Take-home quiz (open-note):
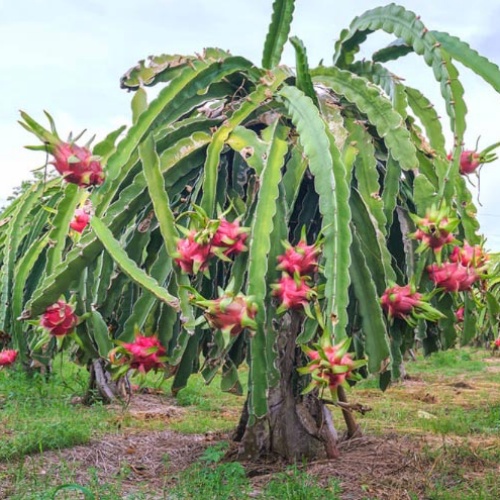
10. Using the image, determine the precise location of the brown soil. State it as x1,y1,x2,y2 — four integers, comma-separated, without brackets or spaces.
2,426,487,500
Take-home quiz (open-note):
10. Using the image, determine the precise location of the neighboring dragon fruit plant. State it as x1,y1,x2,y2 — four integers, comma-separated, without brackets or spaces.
3,0,500,463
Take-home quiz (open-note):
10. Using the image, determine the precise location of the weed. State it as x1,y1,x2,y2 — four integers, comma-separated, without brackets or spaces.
262,464,342,499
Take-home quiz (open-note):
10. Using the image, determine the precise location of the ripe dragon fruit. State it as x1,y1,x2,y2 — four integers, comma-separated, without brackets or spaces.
211,218,248,258
52,142,104,187
271,275,315,311
70,207,91,233
380,284,443,325
0,349,18,367
197,293,257,336
447,143,500,176
298,339,364,392
120,334,166,373
494,338,500,348
411,205,457,253
449,242,488,270
40,299,78,336
174,231,212,274
427,262,479,292
380,285,422,320
277,239,320,276
457,150,482,175
18,111,105,188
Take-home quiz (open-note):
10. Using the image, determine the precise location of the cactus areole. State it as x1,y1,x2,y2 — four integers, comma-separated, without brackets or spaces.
7,0,500,463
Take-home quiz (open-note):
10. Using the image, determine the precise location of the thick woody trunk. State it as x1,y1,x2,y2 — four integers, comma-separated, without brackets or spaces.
234,312,341,462
83,358,131,405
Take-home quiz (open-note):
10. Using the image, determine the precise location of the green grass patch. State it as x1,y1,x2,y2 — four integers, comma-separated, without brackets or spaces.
0,357,113,461
263,465,342,499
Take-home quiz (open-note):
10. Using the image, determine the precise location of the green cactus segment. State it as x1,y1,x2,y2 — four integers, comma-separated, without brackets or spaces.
454,178,480,244
262,0,296,68
11,233,50,358
431,30,500,93
131,88,148,123
461,295,477,346
93,125,127,160
405,86,446,157
246,122,288,419
227,127,268,175
45,183,81,276
119,247,173,342
140,135,179,256
96,55,254,213
120,53,195,90
372,39,413,63
382,155,401,230
333,4,466,138
346,119,387,235
281,145,308,212
90,216,179,309
349,228,390,374
200,70,288,217
350,189,395,293
347,61,397,97
413,175,439,217
280,85,351,339
90,309,114,357
0,183,45,332
289,36,319,107
312,67,418,171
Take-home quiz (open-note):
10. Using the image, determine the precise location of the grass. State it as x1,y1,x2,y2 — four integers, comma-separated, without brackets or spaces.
0,356,113,461
1,348,499,498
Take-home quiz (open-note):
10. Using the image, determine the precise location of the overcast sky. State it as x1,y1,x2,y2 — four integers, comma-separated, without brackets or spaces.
1,0,499,247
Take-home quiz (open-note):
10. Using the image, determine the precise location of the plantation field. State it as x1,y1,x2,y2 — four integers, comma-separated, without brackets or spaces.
0,348,499,499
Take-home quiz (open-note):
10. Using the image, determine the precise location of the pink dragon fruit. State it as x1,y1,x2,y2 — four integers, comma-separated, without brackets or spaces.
380,284,444,325
40,300,78,336
450,242,488,270
448,143,500,176
70,208,91,233
174,231,212,274
52,142,104,187
277,240,320,276
0,349,18,367
201,294,257,336
298,339,364,392
455,307,465,323
427,262,480,292
458,150,482,175
380,285,422,320
120,334,166,373
211,218,248,258
495,338,500,348
271,275,315,310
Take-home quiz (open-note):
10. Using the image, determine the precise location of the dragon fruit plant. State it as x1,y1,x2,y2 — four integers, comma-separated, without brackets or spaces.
1,0,499,461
